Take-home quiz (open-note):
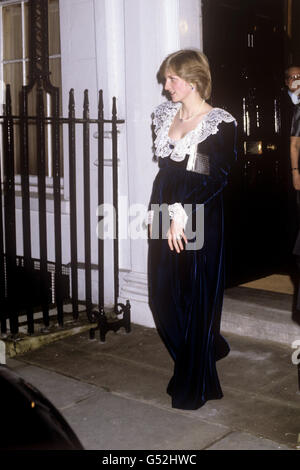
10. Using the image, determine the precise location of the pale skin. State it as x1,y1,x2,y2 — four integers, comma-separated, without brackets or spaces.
149,69,213,253
291,137,300,190
285,66,300,95
286,66,300,190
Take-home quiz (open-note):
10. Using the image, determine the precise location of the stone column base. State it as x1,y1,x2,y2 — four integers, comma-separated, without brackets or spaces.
119,271,155,328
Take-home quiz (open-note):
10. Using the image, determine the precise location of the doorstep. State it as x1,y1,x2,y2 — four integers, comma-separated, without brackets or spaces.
222,286,300,346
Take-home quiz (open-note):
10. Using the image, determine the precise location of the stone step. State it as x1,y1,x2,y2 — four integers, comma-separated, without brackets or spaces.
221,287,300,346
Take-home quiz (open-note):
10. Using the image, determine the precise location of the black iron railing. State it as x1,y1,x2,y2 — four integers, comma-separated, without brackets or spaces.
0,0,130,342
0,85,131,341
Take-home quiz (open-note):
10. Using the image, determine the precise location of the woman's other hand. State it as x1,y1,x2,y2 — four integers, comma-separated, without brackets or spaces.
293,171,300,191
167,220,188,253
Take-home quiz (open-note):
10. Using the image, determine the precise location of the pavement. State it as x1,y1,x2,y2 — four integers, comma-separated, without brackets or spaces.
3,287,300,451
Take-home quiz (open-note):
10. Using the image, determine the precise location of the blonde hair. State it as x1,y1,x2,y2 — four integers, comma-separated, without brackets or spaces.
158,49,212,100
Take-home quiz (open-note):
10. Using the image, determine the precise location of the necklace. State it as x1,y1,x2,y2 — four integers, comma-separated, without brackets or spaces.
179,99,206,122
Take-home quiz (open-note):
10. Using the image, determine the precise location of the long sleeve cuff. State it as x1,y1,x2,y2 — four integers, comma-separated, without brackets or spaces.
147,210,154,225
147,203,188,229
168,202,188,229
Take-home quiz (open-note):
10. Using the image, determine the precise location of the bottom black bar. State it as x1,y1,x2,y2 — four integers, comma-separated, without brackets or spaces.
0,450,291,462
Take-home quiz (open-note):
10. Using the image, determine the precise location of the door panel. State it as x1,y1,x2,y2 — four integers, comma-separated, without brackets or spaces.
203,0,291,286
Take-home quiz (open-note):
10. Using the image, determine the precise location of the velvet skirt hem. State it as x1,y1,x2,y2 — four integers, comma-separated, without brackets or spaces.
167,390,224,411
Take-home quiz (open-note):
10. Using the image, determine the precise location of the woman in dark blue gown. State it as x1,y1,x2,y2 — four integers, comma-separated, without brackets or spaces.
147,49,237,410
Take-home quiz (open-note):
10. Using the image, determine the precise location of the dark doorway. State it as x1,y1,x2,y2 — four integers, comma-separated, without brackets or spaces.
202,0,294,286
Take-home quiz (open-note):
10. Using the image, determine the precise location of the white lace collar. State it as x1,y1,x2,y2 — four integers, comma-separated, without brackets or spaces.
152,101,236,161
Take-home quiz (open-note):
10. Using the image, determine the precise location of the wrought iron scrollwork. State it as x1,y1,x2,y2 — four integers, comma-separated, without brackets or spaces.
89,301,131,343
28,0,51,87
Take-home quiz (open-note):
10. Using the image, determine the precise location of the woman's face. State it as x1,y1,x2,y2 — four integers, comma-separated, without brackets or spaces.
163,69,192,102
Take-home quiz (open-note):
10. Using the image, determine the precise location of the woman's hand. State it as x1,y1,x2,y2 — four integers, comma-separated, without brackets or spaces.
293,170,300,191
167,219,188,253
291,137,300,190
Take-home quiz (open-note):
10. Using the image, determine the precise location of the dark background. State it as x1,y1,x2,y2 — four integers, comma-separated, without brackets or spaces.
202,0,299,286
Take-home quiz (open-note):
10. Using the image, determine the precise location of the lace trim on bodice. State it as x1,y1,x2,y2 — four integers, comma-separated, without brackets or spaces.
152,101,236,162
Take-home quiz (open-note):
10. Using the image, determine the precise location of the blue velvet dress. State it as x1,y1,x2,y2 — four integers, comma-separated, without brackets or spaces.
148,102,237,410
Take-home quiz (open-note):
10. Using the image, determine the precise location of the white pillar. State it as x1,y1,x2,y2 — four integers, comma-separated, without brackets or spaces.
119,0,203,327
59,0,203,317
93,0,131,305
179,0,203,50
60,0,130,306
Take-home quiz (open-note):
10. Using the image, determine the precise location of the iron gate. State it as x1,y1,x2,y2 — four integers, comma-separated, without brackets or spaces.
0,83,131,341
0,0,130,342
